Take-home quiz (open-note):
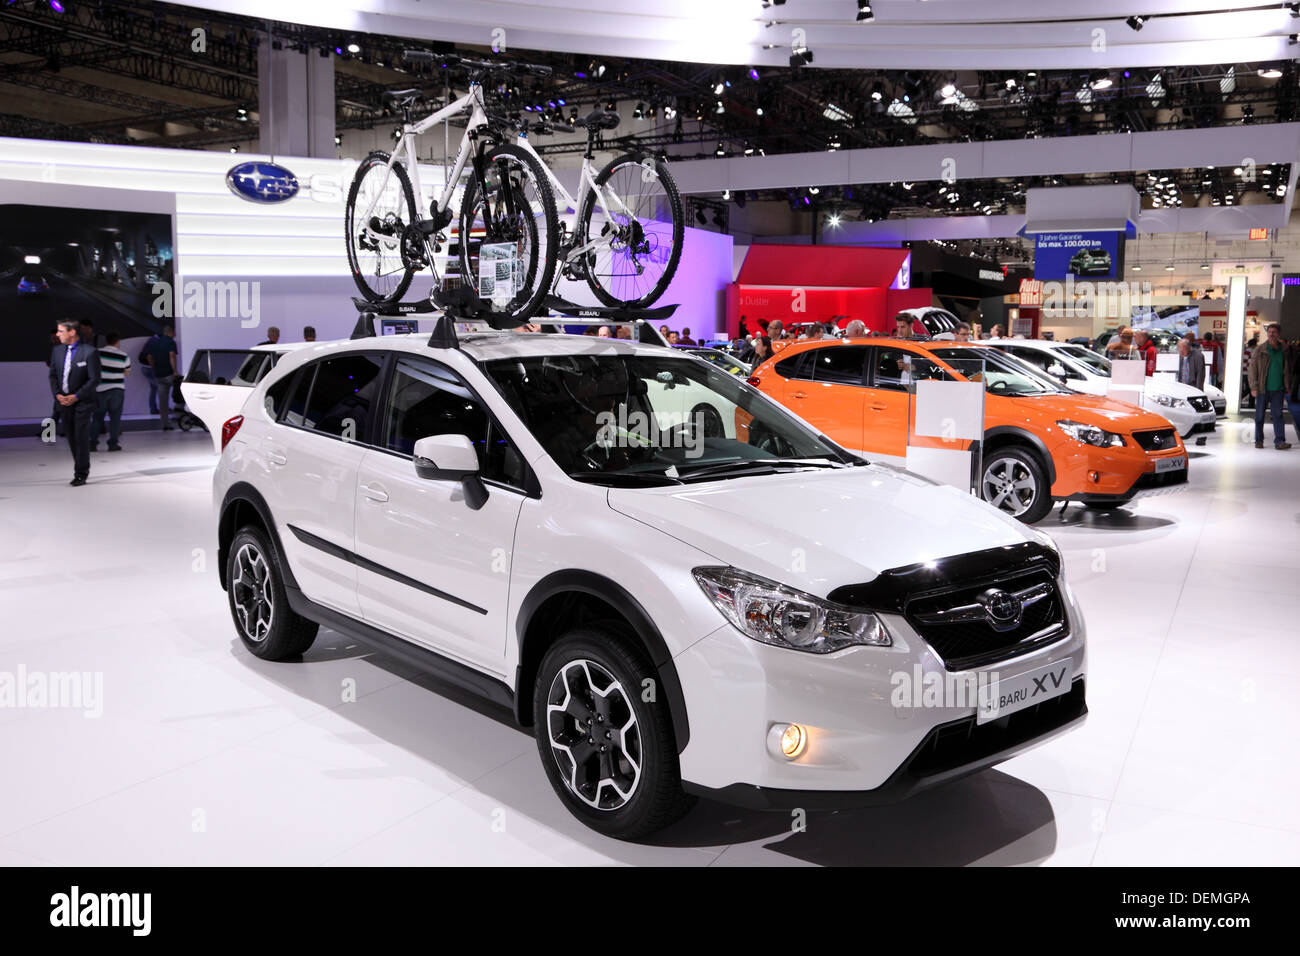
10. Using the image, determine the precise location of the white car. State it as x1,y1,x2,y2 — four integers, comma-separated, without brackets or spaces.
196,322,1087,839
988,339,1217,439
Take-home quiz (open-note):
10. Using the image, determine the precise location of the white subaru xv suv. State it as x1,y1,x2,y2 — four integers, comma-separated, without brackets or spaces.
207,325,1088,839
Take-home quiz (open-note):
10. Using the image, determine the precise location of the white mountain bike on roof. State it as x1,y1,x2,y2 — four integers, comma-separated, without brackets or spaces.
345,50,684,324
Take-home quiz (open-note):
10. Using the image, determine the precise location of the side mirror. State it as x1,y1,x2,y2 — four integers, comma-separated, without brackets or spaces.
412,434,488,510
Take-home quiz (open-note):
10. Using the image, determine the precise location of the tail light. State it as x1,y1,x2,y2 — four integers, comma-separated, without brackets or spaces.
746,375,761,387
221,415,244,451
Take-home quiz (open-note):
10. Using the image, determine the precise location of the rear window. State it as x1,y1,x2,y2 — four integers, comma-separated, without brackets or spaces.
186,349,277,387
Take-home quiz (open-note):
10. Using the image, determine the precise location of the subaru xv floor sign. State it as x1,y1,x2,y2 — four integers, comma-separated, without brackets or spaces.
226,161,299,203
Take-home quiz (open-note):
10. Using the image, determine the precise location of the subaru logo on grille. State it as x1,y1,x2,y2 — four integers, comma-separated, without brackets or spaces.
979,588,1023,631
226,161,300,204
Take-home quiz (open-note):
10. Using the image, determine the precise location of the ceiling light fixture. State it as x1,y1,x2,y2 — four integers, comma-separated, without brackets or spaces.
1126,15,1148,31
856,1,874,21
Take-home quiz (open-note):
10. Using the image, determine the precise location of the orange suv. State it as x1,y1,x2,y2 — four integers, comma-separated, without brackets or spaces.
749,337,1188,522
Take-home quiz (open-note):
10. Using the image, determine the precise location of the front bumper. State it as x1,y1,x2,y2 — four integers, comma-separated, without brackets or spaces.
672,585,1087,800
686,678,1086,809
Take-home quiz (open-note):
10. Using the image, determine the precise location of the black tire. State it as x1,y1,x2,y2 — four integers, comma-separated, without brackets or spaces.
346,151,418,304
533,625,694,840
458,143,558,325
980,445,1053,524
578,153,684,309
225,526,318,660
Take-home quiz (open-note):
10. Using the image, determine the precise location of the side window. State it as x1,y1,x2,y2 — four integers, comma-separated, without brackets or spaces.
808,345,868,385
1008,347,1052,372
774,353,810,380
283,365,315,427
872,348,949,390
382,358,527,489
302,353,385,442
263,371,296,419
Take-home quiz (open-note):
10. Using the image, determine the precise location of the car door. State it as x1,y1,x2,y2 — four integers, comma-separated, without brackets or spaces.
262,353,385,618
862,346,916,459
353,355,529,675
182,348,281,452
784,344,869,451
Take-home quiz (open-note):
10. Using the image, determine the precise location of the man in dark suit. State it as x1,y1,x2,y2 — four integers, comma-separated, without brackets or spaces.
49,320,101,486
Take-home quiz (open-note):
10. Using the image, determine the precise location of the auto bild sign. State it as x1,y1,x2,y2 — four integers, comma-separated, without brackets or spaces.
226,161,300,203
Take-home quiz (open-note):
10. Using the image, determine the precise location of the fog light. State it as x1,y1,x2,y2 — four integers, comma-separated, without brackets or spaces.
770,722,807,759
1088,470,1100,483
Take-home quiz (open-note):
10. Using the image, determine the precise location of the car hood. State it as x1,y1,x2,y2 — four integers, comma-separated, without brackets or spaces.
1004,392,1174,433
1146,378,1203,399
606,464,1036,600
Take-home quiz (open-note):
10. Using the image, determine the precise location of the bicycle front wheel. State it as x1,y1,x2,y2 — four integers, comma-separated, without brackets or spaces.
578,153,684,309
345,151,418,303
458,144,558,325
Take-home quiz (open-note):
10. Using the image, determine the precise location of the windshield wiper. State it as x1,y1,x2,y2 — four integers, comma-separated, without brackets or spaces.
676,457,843,481
567,471,683,487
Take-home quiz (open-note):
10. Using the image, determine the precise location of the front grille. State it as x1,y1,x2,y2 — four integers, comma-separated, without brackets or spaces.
1188,396,1212,413
1132,427,1177,452
906,679,1087,778
1213,400,1226,415
903,566,1068,671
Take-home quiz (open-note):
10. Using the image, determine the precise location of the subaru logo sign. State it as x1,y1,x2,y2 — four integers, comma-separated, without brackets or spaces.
226,161,299,204
979,588,1024,632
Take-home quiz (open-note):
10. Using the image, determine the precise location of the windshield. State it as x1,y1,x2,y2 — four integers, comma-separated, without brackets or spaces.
1058,345,1112,375
930,347,1070,397
483,353,855,485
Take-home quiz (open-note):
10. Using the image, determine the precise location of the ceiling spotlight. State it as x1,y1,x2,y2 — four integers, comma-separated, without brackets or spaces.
714,80,725,95
606,99,617,111
856,1,874,21
1132,264,1142,272
755,106,765,116
790,46,814,68
1278,184,1288,196
940,82,957,98
634,102,646,120
808,185,821,195
748,68,760,81
1201,263,1210,270
1126,15,1148,31
229,146,238,153
827,212,842,227
722,189,731,201
1005,78,1017,89
1260,65,1284,78
1234,166,1243,175
1290,2,1300,16
1165,264,1176,271
1090,74,1113,90
334,134,342,146
664,103,677,119
346,42,361,54
743,142,755,155
715,100,726,114
715,142,726,156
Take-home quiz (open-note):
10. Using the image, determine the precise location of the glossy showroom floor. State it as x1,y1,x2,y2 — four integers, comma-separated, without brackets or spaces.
1,423,1298,866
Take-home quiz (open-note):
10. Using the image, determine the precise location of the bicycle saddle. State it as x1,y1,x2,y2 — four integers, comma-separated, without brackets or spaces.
576,109,620,131
383,88,422,104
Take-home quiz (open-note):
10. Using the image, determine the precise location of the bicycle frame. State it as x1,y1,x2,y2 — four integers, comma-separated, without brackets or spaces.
357,83,491,252
512,134,641,265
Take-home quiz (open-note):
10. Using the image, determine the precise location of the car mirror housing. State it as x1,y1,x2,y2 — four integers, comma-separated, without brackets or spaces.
412,434,488,509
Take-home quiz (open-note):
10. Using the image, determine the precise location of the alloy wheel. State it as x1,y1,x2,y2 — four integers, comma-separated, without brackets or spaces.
982,457,1038,517
545,659,642,811
231,542,274,643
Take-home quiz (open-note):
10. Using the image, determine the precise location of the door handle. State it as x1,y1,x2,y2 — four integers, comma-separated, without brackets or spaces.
266,450,288,466
195,390,214,400
869,402,888,411
360,482,389,503
792,391,808,399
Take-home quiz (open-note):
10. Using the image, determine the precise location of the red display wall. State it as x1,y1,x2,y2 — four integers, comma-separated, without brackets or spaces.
726,244,932,339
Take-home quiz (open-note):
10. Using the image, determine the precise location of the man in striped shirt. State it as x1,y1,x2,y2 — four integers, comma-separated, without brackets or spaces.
91,331,131,452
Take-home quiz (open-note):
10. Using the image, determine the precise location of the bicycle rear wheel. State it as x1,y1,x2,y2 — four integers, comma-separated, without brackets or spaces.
345,151,419,303
458,144,558,326
578,153,684,309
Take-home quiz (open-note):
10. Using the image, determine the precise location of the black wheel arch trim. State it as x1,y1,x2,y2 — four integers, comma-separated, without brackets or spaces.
219,482,299,592
982,426,1057,487
515,569,690,753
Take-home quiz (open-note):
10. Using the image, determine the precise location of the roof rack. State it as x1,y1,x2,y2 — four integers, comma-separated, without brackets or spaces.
350,289,676,350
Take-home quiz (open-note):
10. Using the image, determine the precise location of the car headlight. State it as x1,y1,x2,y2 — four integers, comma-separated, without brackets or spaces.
1055,419,1125,447
1149,393,1185,408
693,566,891,654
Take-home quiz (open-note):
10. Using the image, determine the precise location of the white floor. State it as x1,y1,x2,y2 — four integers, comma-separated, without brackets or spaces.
1,421,1298,866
